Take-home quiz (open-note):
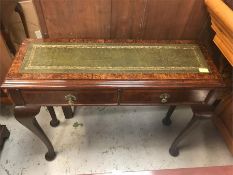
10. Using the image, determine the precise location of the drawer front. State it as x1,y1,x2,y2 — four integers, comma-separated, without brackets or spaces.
120,89,210,105
21,89,118,105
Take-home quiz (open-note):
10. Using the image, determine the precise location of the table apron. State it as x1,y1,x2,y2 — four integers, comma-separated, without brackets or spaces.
9,88,211,106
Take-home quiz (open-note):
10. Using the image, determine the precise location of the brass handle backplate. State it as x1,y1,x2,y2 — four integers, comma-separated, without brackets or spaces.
160,93,170,103
65,94,77,105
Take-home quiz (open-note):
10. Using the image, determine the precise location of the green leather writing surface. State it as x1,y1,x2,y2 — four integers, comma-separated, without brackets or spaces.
20,43,210,73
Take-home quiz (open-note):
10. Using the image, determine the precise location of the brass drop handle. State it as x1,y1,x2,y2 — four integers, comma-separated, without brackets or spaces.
160,93,170,103
65,94,77,105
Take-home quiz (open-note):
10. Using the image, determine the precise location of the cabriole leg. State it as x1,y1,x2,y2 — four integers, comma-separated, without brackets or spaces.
169,114,199,157
14,106,56,161
47,106,60,127
162,105,176,126
0,125,10,150
62,106,73,119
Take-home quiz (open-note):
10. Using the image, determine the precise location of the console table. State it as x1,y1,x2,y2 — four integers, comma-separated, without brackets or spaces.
1,39,224,161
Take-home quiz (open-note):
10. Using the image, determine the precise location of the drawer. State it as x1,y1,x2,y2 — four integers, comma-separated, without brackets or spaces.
21,89,118,105
120,89,210,105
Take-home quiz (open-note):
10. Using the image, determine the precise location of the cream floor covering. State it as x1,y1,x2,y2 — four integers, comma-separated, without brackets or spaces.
0,105,232,175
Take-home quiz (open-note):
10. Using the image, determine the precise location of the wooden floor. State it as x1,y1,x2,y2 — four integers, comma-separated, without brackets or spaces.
88,166,233,175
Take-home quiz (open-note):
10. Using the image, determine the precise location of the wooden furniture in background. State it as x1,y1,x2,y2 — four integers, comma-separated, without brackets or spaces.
0,1,31,104
33,0,210,40
205,0,233,66
0,32,12,150
0,32,13,104
205,0,233,155
214,93,233,155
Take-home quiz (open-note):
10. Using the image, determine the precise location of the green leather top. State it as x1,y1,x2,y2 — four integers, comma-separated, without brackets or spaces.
20,43,210,74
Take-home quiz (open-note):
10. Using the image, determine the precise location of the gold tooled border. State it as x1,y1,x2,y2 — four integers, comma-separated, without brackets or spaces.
23,44,208,72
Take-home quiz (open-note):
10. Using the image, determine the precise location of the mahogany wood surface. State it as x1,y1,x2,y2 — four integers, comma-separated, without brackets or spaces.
0,125,10,150
34,0,111,39
214,92,233,155
87,165,233,175
110,0,147,39
120,89,210,105
0,32,13,104
206,0,233,155
162,105,176,126
21,89,118,105
46,106,60,127
61,106,74,119
14,105,56,161
17,89,210,106
0,33,12,84
33,0,210,40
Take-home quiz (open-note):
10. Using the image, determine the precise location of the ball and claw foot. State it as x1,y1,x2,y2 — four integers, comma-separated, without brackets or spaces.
50,119,60,127
162,118,172,126
169,147,179,157
45,152,56,161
